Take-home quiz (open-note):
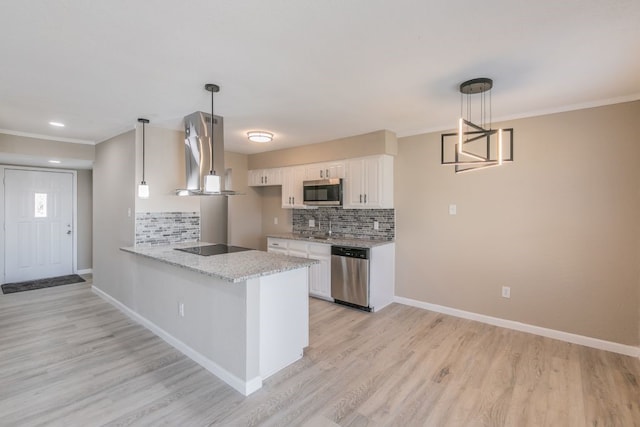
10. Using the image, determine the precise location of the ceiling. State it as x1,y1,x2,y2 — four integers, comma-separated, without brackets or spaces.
1,0,639,155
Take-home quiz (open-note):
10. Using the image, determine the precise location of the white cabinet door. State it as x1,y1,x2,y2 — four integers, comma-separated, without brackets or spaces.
305,161,345,180
282,166,308,209
345,158,366,207
308,253,332,300
248,168,282,186
344,155,393,209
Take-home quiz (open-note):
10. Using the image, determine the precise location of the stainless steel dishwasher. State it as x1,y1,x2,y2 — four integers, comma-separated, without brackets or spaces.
331,246,371,311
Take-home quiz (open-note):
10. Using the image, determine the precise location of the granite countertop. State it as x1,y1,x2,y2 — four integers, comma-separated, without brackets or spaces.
266,233,394,248
121,242,317,283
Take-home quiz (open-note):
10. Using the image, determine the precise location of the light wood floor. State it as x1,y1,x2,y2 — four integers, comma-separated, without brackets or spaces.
1,278,639,426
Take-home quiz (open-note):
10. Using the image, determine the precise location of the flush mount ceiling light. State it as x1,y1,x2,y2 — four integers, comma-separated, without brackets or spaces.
137,118,150,198
441,78,514,173
48,160,61,164
49,121,65,127
203,83,221,194
247,131,273,143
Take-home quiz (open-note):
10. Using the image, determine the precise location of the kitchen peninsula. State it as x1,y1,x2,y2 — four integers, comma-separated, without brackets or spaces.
95,242,317,396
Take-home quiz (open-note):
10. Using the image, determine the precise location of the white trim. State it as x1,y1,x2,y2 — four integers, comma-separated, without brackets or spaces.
394,296,640,359
92,285,261,396
76,268,93,275
0,128,95,145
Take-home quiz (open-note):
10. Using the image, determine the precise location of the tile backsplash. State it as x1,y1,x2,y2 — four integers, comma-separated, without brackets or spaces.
293,207,394,240
136,212,200,245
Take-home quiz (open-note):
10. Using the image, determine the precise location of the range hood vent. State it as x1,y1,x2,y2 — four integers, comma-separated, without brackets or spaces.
176,111,240,196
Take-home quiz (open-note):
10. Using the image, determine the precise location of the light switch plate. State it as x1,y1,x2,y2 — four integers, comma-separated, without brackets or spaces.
374,221,379,230
449,204,457,215
309,219,315,227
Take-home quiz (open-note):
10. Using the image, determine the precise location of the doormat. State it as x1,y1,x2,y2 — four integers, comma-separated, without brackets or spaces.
1,274,86,294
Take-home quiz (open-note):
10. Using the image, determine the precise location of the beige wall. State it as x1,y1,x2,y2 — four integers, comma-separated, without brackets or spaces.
0,133,94,161
248,130,397,170
93,130,135,305
395,101,640,346
76,169,93,270
226,152,263,249
134,125,200,213
257,186,293,250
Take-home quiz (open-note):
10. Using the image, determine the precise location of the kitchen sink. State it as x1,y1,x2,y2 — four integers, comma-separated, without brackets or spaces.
306,235,332,241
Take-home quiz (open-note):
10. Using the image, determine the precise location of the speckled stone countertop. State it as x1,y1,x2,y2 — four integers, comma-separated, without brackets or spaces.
267,233,394,248
121,242,317,283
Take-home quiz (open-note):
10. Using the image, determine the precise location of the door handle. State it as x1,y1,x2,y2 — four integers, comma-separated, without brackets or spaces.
67,230,72,235
359,194,362,203
364,194,367,203
320,170,323,178
326,169,329,177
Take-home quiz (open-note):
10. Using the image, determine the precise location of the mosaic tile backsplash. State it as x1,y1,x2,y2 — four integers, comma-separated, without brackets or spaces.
293,207,394,240
136,212,200,245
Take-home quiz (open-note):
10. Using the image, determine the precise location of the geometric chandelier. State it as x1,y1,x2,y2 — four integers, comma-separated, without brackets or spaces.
441,78,514,173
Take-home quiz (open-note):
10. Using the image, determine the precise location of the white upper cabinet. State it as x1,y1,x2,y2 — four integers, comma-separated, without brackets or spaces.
248,168,282,186
281,166,309,209
305,161,346,180
344,155,394,209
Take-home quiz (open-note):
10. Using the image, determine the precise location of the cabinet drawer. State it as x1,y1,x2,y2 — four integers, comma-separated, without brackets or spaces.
267,238,288,250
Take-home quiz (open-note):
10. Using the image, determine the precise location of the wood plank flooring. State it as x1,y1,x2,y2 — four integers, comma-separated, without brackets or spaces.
1,277,639,426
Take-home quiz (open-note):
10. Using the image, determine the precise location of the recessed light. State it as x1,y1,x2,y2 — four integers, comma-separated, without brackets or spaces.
48,160,61,164
247,131,273,143
49,121,65,127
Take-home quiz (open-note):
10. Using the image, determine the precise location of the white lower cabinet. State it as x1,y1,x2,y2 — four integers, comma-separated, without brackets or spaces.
267,238,332,301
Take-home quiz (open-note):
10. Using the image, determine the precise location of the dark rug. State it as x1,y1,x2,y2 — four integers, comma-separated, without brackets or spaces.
1,274,86,294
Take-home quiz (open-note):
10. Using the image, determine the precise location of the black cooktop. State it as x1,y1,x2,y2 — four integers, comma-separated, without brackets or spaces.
175,244,252,257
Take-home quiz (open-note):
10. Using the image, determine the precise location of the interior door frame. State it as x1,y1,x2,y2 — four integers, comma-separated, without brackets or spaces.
0,165,78,284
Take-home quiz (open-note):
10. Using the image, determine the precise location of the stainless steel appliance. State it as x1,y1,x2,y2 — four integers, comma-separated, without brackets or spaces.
331,246,371,311
303,178,343,206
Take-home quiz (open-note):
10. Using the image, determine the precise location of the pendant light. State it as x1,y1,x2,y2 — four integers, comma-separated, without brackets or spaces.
203,83,221,193
137,118,150,198
440,78,513,173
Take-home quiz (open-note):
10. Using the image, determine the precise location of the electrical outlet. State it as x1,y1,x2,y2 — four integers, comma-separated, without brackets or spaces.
373,221,379,230
449,204,457,215
127,208,131,217
309,219,315,227
274,217,278,225
501,286,511,299
179,302,185,317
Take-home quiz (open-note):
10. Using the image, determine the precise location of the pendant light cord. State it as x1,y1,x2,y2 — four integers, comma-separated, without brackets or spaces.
142,121,146,183
210,89,215,175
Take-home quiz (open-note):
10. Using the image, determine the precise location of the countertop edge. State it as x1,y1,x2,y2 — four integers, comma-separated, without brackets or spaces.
266,233,395,248
120,244,317,283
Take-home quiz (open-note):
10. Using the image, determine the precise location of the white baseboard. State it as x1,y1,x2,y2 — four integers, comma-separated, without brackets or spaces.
77,268,92,275
394,296,640,359
92,285,262,396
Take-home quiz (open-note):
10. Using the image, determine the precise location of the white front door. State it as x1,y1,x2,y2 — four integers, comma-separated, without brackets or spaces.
4,169,74,283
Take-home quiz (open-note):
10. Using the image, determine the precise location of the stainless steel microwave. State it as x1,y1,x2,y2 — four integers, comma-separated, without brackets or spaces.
303,178,343,206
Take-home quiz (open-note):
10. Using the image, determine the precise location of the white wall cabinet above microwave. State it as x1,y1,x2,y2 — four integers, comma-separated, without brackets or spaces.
248,168,282,186
305,161,346,180
344,155,394,209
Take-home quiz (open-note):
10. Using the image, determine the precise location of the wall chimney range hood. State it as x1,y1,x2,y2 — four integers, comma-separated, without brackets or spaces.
176,84,240,196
